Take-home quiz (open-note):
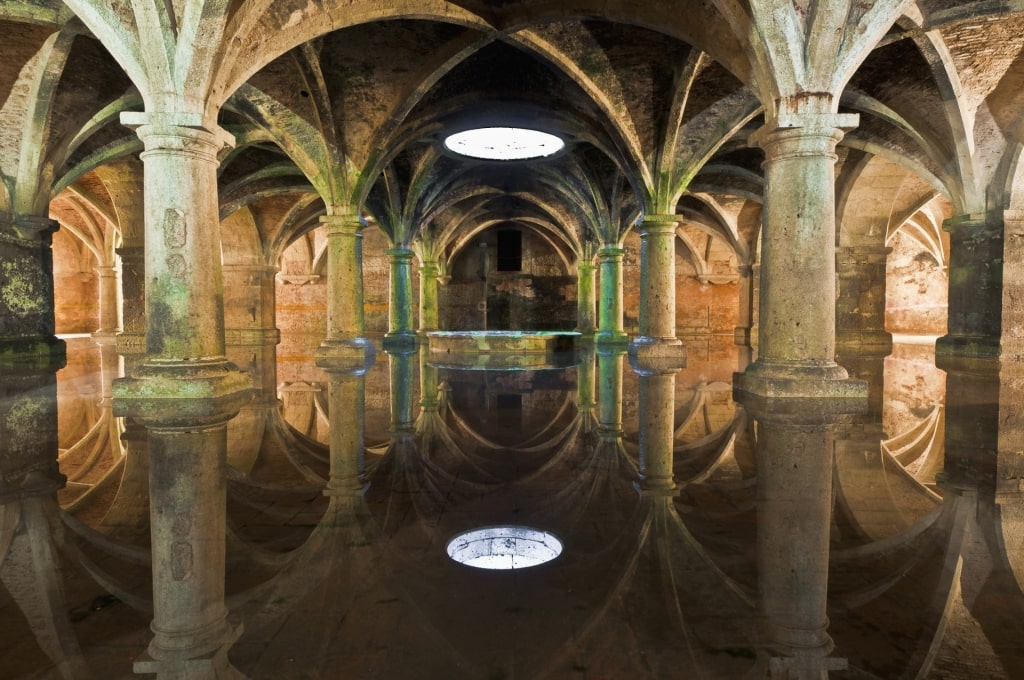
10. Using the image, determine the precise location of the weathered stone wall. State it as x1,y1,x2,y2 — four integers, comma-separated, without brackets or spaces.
885,231,948,335
442,229,575,330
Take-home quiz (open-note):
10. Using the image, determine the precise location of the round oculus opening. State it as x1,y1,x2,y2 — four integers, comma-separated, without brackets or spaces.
443,127,565,161
446,525,563,570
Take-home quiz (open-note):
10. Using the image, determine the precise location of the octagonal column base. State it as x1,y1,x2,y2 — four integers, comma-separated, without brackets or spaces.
628,336,686,366
113,360,252,427
733,359,867,401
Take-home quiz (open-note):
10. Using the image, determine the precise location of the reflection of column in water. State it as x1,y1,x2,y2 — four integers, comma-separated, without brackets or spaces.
388,348,417,435
747,402,849,678
325,368,369,497
635,363,677,494
597,348,624,438
138,418,242,677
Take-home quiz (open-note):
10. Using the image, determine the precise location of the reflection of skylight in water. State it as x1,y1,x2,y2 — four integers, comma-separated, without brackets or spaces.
446,526,563,570
444,127,564,160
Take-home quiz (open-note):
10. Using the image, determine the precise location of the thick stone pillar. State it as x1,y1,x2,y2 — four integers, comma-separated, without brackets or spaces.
223,264,280,398
743,400,848,679
418,261,440,335
629,215,686,364
595,246,628,345
937,214,1003,368
96,263,122,337
117,114,236,367
835,245,893,352
317,211,374,364
576,259,597,336
0,215,65,366
113,113,248,678
734,110,866,400
385,247,417,348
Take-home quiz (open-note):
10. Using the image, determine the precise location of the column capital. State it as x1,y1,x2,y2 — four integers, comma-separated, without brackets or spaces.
320,212,363,234
597,245,626,259
942,212,994,233
750,109,858,159
121,111,234,157
385,247,415,260
640,213,681,229
1,213,59,240
419,260,440,274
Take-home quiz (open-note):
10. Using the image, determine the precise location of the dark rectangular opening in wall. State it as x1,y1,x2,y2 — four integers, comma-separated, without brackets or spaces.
497,229,522,272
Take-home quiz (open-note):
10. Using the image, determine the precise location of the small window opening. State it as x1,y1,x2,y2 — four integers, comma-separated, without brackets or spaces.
497,229,522,272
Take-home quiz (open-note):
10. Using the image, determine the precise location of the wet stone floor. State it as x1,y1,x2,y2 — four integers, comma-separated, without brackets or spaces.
2,334,1024,678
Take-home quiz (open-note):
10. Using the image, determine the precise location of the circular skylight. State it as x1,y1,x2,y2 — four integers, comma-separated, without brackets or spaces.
446,525,563,570
444,127,565,160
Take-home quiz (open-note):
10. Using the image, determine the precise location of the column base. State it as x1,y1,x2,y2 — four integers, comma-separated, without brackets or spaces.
315,335,376,364
134,621,244,679
733,359,867,401
594,329,629,346
113,359,252,427
382,331,419,352
316,338,376,374
628,336,686,365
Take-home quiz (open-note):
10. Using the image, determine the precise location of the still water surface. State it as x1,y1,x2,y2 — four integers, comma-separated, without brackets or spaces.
4,335,1022,678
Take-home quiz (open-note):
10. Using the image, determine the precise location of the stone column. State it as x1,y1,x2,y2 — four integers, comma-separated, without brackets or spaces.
0,215,64,366
95,263,122,337
223,264,280,398
629,215,686,364
116,114,238,369
385,247,417,348
734,109,866,400
937,214,1003,369
835,245,893,352
418,260,440,335
576,258,597,337
113,113,249,678
317,211,374,364
595,246,628,345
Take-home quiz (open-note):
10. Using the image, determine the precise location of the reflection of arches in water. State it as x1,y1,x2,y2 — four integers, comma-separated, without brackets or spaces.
277,380,330,444
834,404,944,543
442,369,578,451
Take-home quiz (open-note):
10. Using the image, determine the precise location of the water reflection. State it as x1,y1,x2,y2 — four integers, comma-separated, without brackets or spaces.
9,336,1024,678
